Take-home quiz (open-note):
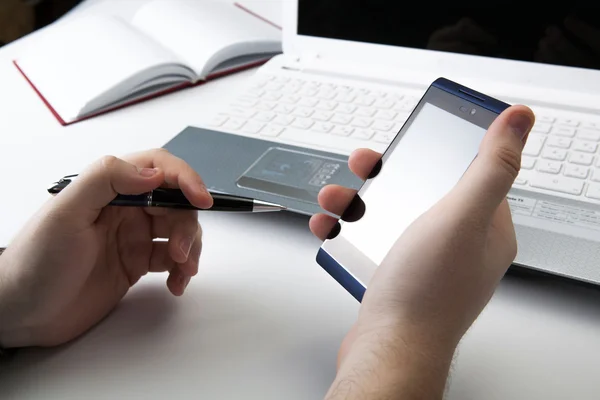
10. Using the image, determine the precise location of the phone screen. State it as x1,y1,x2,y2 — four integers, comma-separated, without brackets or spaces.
318,79,508,301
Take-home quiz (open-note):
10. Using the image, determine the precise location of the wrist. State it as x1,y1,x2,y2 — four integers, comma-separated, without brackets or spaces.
0,247,30,349
327,324,456,400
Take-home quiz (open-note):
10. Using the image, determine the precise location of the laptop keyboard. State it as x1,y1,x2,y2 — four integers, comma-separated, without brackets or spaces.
209,72,600,206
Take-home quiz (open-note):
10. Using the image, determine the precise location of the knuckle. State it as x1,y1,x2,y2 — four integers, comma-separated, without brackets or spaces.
492,146,521,179
100,155,119,170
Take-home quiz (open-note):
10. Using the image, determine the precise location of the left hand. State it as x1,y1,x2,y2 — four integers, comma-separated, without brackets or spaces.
0,149,213,348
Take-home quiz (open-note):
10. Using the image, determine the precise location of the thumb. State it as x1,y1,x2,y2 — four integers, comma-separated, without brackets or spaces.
449,104,535,220
54,155,165,219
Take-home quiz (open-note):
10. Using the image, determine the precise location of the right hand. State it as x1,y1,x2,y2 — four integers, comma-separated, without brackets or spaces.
310,105,534,383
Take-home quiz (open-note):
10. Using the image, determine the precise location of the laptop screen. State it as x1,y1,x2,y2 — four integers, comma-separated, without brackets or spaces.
297,2,600,72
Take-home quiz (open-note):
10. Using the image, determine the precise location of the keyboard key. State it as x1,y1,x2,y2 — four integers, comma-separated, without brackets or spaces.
586,183,600,200
351,117,373,128
564,165,589,179
313,111,333,121
356,107,377,117
372,120,395,131
537,115,555,123
332,126,355,136
530,174,584,195
292,107,313,118
569,152,594,166
261,126,284,137
556,118,580,127
373,132,395,144
582,121,600,130
572,140,598,153
592,169,600,182
281,95,300,104
241,121,265,134
546,136,571,149
374,99,395,109
316,101,337,111
273,115,295,126
375,110,397,120
229,107,257,119
355,96,376,107
577,129,600,142
532,122,552,134
542,147,567,161
274,104,295,115
263,92,282,101
521,156,536,170
537,160,562,174
223,118,246,131
522,134,546,156
291,118,314,130
313,122,334,133
551,127,576,137
331,114,352,125
255,101,276,111
352,129,375,140
337,104,357,114
298,98,319,107
255,111,276,122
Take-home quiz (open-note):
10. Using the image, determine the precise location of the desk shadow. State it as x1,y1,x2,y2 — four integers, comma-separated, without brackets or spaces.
0,283,177,395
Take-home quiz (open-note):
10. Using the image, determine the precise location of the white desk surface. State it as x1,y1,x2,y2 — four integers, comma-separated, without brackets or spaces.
1,7,600,400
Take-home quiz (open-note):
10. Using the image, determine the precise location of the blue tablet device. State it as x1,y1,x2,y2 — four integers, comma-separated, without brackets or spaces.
316,77,510,302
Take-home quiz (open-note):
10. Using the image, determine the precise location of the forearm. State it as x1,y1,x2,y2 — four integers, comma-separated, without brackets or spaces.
325,330,455,400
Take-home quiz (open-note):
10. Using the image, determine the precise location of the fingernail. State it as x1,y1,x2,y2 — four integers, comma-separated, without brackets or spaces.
508,113,533,140
367,159,383,179
181,275,191,290
327,221,341,240
179,236,193,258
138,167,158,177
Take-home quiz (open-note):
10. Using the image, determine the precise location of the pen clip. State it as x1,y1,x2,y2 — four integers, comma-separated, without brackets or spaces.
47,174,79,194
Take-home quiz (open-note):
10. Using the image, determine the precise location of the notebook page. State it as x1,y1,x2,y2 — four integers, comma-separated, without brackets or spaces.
130,0,281,79
15,13,191,122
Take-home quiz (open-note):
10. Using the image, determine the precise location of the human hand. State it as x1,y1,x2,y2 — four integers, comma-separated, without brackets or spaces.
311,105,534,398
535,15,600,69
0,149,212,348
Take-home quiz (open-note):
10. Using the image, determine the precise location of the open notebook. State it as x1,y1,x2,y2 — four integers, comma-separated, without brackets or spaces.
13,0,282,125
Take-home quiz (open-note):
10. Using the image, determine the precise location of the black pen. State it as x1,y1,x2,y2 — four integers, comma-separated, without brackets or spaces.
47,175,286,213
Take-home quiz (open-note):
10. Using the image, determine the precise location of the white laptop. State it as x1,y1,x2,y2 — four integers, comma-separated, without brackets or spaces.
202,3,600,285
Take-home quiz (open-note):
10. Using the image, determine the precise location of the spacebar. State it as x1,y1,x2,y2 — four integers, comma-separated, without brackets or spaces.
277,129,387,155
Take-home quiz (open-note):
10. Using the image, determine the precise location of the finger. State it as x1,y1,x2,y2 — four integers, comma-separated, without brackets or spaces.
174,223,202,277
348,149,382,180
449,104,534,220
317,185,366,222
54,155,165,223
167,266,190,297
149,241,176,273
124,149,213,209
309,213,341,241
150,210,200,264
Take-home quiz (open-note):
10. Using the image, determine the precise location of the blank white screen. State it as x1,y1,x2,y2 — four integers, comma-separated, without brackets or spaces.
340,102,487,265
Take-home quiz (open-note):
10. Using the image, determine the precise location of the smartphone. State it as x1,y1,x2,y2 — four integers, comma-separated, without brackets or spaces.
236,147,353,204
316,77,510,302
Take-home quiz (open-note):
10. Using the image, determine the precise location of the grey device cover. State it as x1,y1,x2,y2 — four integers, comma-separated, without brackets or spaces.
162,127,363,216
